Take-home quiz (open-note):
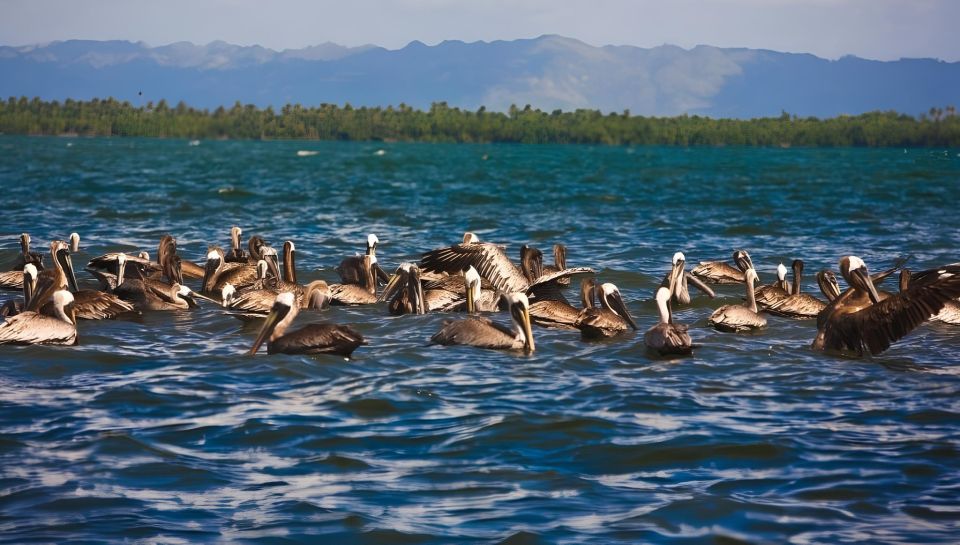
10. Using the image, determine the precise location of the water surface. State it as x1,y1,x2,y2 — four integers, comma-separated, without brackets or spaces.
1,137,959,544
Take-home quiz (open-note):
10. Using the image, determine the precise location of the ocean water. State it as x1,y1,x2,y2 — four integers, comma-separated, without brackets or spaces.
1,136,959,544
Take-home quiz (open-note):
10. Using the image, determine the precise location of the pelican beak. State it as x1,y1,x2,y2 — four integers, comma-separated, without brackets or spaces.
23,273,34,307
58,248,79,292
669,258,684,296
522,304,536,353
250,302,288,355
203,256,221,292
734,250,754,273
851,266,881,304
686,273,715,298
609,290,638,330
410,266,425,314
188,289,220,305
465,277,477,314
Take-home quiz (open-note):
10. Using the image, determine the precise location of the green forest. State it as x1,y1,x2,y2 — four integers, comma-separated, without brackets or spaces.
1,96,958,147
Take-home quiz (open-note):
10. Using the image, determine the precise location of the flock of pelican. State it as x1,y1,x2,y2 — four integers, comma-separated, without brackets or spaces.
1,228,959,359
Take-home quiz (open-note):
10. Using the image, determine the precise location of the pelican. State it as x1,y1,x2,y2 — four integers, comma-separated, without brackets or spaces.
249,292,365,356
574,282,638,339
691,249,754,284
420,238,593,296
0,289,77,345
766,259,826,318
329,255,378,305
754,263,790,309
114,254,207,311
817,270,842,302
225,226,247,263
380,263,426,315
898,266,960,325
51,240,136,320
542,244,569,285
414,266,501,312
228,278,330,318
813,257,960,355
1,264,38,317
337,234,389,286
202,246,270,296
12,233,44,271
708,267,767,332
430,292,535,353
669,252,716,304
529,277,595,329
645,255,693,355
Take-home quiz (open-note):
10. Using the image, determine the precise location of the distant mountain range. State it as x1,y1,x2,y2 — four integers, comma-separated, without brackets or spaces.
1,36,957,118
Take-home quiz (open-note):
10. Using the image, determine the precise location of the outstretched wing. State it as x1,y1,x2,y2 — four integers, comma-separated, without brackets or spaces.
831,274,960,355
421,243,529,293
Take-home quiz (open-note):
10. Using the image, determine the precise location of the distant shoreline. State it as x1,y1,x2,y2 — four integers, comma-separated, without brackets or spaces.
2,97,958,147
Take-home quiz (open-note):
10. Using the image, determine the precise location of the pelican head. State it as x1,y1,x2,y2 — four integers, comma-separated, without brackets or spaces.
231,226,243,250
174,283,199,308
817,269,842,301
51,240,79,292
138,251,150,261
599,283,638,330
19,233,30,254
840,256,880,304
256,259,269,280
116,252,127,286
22,263,38,306
250,292,297,355
672,251,685,266
580,277,597,309
777,263,787,281
202,247,224,292
69,233,80,253
553,244,567,269
304,280,330,310
261,246,281,280
380,262,413,303
248,235,267,260
221,283,236,307
464,266,482,313
745,268,760,286
506,292,535,353
733,249,754,273
367,234,379,255
463,232,479,244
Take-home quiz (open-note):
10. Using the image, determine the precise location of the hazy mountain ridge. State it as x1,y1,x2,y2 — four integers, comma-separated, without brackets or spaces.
1,35,957,118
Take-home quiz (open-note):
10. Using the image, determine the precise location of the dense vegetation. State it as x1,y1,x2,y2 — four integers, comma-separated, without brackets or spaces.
1,96,958,147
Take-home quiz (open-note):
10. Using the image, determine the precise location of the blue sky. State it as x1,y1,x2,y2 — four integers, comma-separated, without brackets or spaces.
2,0,957,61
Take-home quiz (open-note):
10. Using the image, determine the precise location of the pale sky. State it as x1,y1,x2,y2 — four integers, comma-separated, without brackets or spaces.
2,0,957,61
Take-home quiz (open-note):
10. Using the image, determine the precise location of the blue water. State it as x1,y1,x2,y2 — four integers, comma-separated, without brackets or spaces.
1,136,959,544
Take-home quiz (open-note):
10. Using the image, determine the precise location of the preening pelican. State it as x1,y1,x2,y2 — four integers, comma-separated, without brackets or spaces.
249,292,365,356
225,226,247,263
380,263,426,315
0,289,77,345
670,252,716,304
691,249,754,284
575,282,638,339
645,255,693,355
330,255,378,305
708,267,767,332
430,292,535,353
812,257,960,355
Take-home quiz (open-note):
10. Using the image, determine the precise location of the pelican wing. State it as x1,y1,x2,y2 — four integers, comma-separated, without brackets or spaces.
0,270,23,290
644,323,692,354
828,275,960,355
0,312,76,345
430,316,517,349
420,243,529,294
691,261,745,284
754,284,790,309
766,293,825,318
529,300,579,329
229,289,279,315
328,284,377,305
87,252,156,272
271,323,365,356
906,264,960,289
425,289,464,312
73,290,136,320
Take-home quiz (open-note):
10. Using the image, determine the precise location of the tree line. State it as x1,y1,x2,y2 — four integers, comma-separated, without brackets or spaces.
1,96,958,147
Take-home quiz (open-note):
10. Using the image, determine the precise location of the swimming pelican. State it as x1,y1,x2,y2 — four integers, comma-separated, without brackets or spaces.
430,292,535,353
1,264,38,317
669,252,716,304
765,260,826,318
338,234,389,286
645,254,693,355
227,277,330,318
691,249,754,284
113,254,207,311
202,246,269,296
52,240,135,320
813,257,960,355
249,292,365,356
0,289,77,345
13,233,45,271
574,282,638,339
754,263,790,309
529,277,596,329
708,267,767,332
380,263,426,315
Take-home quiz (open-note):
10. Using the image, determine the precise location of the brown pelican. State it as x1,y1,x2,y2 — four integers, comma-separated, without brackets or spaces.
337,234,389,286
529,277,595,330
691,249,754,284
669,252,716,304
817,270,842,302
379,263,426,315
202,246,270,296
414,266,500,312
1,264,38,317
542,244,569,285
227,277,330,318
708,268,767,332
330,255,379,305
898,266,960,325
766,260,826,319
12,233,44,271
113,254,208,311
813,256,960,355
574,282,638,339
430,292,535,353
225,226,247,263
754,263,790,309
420,239,593,297
249,292,365,357
0,289,77,345
51,240,136,320
645,255,693,355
